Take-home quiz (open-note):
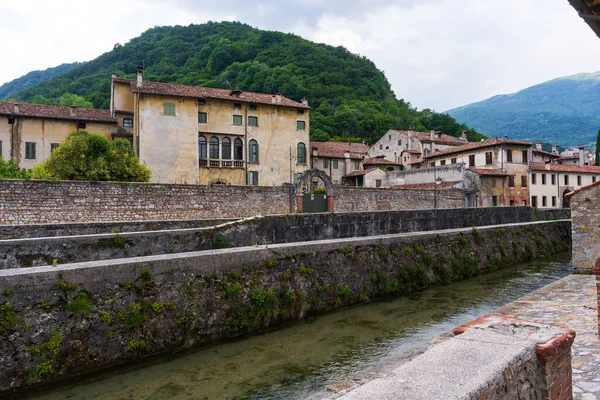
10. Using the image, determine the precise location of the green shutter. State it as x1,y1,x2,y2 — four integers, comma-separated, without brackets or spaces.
164,103,176,116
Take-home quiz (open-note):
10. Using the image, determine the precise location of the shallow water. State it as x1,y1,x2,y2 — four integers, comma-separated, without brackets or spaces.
27,253,572,400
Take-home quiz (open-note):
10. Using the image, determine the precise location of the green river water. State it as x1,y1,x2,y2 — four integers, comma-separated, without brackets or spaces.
23,253,572,400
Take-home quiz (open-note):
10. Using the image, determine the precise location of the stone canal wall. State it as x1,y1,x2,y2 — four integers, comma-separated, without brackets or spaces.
0,208,569,269
0,220,570,394
569,182,600,272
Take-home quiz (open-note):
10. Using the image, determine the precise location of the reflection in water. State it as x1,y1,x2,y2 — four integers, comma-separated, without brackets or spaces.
27,254,571,400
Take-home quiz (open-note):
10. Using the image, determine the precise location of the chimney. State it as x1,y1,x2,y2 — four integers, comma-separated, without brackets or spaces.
460,131,468,141
111,72,116,80
579,146,585,167
275,93,282,104
536,142,543,151
271,95,277,104
301,97,309,106
504,135,508,140
430,130,434,140
136,66,144,88
69,105,77,117
527,148,533,164
13,104,19,114
551,144,558,154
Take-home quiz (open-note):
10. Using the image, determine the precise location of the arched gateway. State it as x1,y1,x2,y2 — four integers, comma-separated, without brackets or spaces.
295,169,335,213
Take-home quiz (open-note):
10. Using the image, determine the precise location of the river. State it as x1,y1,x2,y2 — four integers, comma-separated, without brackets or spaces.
24,253,572,400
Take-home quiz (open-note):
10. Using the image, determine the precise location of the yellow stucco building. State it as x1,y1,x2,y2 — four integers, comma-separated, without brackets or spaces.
111,68,311,185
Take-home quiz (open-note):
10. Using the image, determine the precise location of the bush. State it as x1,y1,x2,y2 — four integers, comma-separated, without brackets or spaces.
0,157,31,179
42,131,151,182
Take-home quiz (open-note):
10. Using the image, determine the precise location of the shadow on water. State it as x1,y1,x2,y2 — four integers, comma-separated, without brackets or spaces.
26,253,572,400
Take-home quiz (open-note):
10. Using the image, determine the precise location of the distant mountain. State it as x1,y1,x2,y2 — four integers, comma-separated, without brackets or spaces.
0,63,81,100
9,21,485,144
446,72,600,147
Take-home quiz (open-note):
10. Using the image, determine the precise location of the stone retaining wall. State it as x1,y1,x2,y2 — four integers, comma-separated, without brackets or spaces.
0,221,570,394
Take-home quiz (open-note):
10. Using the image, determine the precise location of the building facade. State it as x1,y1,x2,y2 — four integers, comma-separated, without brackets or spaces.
528,163,600,208
310,142,369,184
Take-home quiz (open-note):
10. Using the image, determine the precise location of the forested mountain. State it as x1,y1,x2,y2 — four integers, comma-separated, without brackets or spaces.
0,63,80,100
446,72,600,147
12,22,484,144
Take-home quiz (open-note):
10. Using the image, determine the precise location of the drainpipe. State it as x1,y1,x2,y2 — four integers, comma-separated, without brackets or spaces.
244,104,248,185
557,172,561,208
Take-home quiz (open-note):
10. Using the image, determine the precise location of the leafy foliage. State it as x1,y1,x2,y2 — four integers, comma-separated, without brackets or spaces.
0,158,32,179
0,62,80,100
42,131,151,182
13,22,483,144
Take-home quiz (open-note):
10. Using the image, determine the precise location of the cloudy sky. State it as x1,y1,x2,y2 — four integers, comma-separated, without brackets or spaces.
2,0,600,111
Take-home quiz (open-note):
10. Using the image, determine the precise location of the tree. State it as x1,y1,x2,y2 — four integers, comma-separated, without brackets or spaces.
0,158,31,179
43,131,151,182
596,129,600,166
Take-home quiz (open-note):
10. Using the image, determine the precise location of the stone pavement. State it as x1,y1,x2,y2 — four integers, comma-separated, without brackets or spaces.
495,274,600,400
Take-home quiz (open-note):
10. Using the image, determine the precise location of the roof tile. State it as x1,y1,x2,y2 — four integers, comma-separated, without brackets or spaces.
0,102,114,122
311,142,369,159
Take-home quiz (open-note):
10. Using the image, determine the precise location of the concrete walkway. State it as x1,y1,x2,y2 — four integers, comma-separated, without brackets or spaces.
495,274,599,400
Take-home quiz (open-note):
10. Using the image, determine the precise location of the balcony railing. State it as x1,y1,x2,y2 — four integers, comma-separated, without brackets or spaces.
199,159,246,169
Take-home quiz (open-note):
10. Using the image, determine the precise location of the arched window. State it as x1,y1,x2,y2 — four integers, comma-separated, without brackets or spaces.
222,137,231,160
198,136,207,159
234,138,243,160
249,139,259,163
297,142,306,164
209,136,219,159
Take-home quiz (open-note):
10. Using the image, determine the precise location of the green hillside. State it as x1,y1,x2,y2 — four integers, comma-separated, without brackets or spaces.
12,21,484,144
446,72,600,147
0,63,80,100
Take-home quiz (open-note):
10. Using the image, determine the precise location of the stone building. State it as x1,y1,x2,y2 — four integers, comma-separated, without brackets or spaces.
309,142,369,184
111,69,311,185
566,180,600,272
0,102,114,169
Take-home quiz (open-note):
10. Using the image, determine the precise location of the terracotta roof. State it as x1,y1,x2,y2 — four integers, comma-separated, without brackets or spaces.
401,149,422,155
343,168,379,178
528,162,600,173
533,149,561,158
0,102,114,122
423,138,532,159
391,181,462,190
311,142,369,159
408,157,425,165
557,155,580,161
363,156,401,166
565,180,600,198
468,168,509,176
124,78,310,109
388,130,464,145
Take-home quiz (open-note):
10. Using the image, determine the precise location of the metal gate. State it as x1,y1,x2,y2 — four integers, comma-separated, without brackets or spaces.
302,193,327,213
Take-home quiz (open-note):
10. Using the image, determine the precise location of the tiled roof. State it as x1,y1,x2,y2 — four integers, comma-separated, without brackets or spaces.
533,149,561,158
363,156,401,165
343,168,378,178
528,162,600,173
311,142,369,159
391,181,461,190
468,168,509,177
557,155,580,161
565,180,600,198
0,102,114,122
423,138,532,159
125,78,310,109
408,157,424,165
388,130,464,145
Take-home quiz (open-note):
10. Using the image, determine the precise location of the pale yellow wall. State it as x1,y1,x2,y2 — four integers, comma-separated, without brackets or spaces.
138,94,200,184
0,117,11,160
199,168,245,185
113,82,134,112
530,170,600,208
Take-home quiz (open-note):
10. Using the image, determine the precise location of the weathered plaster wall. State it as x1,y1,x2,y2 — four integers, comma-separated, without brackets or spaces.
0,221,571,394
0,116,11,160
570,184,600,272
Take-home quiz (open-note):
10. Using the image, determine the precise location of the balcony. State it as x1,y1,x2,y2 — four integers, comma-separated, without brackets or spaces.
199,159,245,169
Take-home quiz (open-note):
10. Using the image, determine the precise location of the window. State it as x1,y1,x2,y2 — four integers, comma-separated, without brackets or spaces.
552,196,557,207
542,174,547,185
198,98,206,105
164,103,176,116
123,118,133,127
233,115,243,126
222,138,231,160
248,171,259,185
234,138,243,160
198,136,207,159
249,104,257,111
233,102,242,110
468,154,475,167
354,160,360,170
551,174,556,185
297,120,306,130
249,139,259,163
506,150,513,162
509,175,515,188
492,196,498,206
248,116,258,127
333,160,339,169
485,151,493,165
297,109,304,115
564,175,569,185
209,137,219,159
77,122,86,130
398,140,402,146
542,196,547,207
198,112,208,124
440,160,446,166
323,159,329,168
7,117,13,125
521,176,527,187
577,175,582,186
297,142,306,164
50,143,59,152
532,196,538,208
25,142,36,159
594,176,597,183
376,179,382,188
451,157,457,164
492,179,497,188
430,162,435,167
333,180,338,184
532,173,537,185
522,150,528,163
510,200,515,206
380,144,383,150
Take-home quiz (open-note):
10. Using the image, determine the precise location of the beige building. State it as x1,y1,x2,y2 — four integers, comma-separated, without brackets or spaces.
111,68,311,185
529,163,600,208
0,102,114,169
310,142,369,184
